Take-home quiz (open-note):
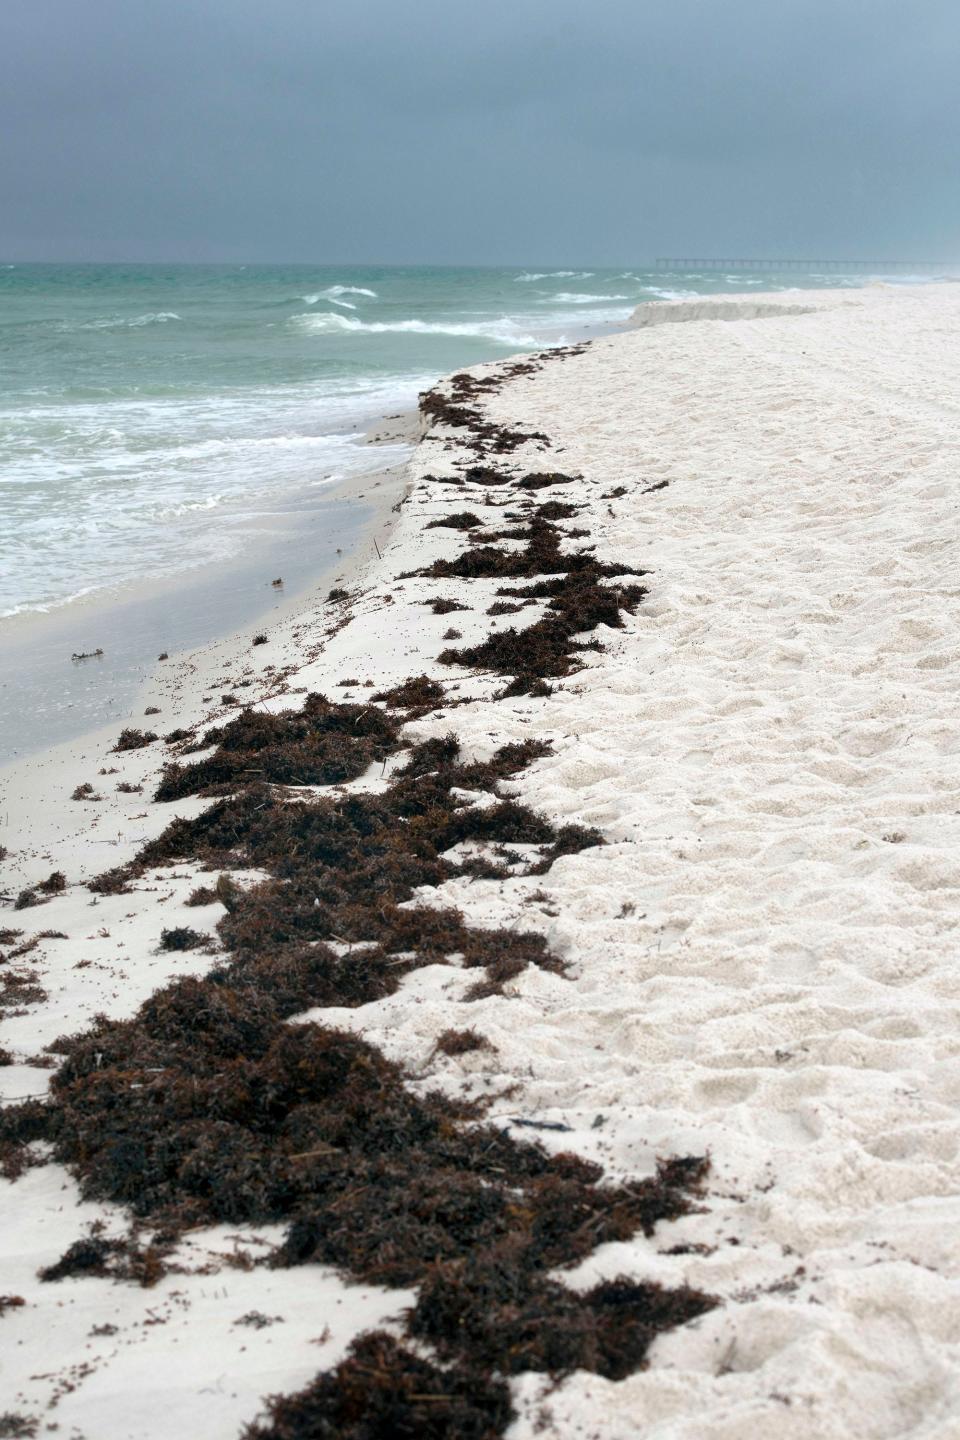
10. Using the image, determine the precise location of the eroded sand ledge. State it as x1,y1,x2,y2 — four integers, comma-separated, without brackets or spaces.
3,283,960,1437
628,293,838,325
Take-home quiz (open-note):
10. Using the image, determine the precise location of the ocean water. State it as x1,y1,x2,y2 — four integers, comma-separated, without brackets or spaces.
0,262,938,620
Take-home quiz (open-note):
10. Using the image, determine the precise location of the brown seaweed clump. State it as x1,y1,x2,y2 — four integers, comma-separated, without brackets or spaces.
417,347,586,460
441,571,648,695
42,1005,705,1285
435,1027,493,1057
136,731,593,997
112,728,158,752
411,1251,713,1381
410,494,649,693
243,1332,511,1440
425,597,471,615
155,695,399,800
158,926,207,952
0,1413,38,1439
426,511,483,530
38,1232,169,1288
0,1098,48,1180
371,675,445,711
12,871,67,911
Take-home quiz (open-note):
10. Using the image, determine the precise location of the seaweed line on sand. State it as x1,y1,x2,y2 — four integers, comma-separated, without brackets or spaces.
1,345,715,1439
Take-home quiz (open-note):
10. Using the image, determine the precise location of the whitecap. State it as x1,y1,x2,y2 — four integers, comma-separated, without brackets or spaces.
514,270,594,282
301,285,376,309
289,312,537,345
327,284,377,298
545,292,631,304
163,493,226,519
637,287,701,301
79,312,182,330
303,285,378,303
128,311,182,326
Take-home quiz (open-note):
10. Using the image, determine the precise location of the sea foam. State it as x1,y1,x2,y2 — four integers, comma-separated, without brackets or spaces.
302,285,378,306
77,312,182,330
290,313,537,345
546,291,631,304
514,270,594,282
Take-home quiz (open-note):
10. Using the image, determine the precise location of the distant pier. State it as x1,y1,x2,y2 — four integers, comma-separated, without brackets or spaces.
654,257,955,272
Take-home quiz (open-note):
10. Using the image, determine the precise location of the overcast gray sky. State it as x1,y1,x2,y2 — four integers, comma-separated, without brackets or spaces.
2,0,958,264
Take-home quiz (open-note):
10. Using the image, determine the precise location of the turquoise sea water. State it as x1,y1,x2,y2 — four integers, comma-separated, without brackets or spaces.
0,262,936,619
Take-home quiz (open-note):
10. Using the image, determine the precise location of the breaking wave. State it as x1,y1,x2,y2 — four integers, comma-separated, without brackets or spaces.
302,285,378,307
636,287,702,301
514,270,594,282
546,291,631,304
304,294,356,309
290,313,537,345
77,312,182,330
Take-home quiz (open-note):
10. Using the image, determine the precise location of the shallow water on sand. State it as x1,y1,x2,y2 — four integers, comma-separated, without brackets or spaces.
0,478,377,763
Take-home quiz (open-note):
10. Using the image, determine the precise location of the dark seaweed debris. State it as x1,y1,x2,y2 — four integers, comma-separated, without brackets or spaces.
371,675,445,711
39,1232,170,1288
0,1098,48,1180
419,389,546,459
413,497,648,692
185,885,218,907
158,926,207,952
155,695,398,800
435,1027,493,1056
441,571,647,693
412,1254,713,1380
13,871,67,911
112,728,158,752
417,348,586,461
0,1414,38,1439
517,470,576,491
426,511,483,530
425,597,471,615
122,729,587,1003
243,1332,511,1440
10,704,709,1431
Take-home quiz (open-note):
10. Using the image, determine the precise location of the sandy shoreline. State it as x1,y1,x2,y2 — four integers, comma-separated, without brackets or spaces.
3,283,960,1438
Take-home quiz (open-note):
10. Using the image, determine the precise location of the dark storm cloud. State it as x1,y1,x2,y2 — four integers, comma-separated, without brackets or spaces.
1,0,958,261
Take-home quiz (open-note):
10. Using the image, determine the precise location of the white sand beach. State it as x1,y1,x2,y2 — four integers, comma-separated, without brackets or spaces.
3,281,960,1438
